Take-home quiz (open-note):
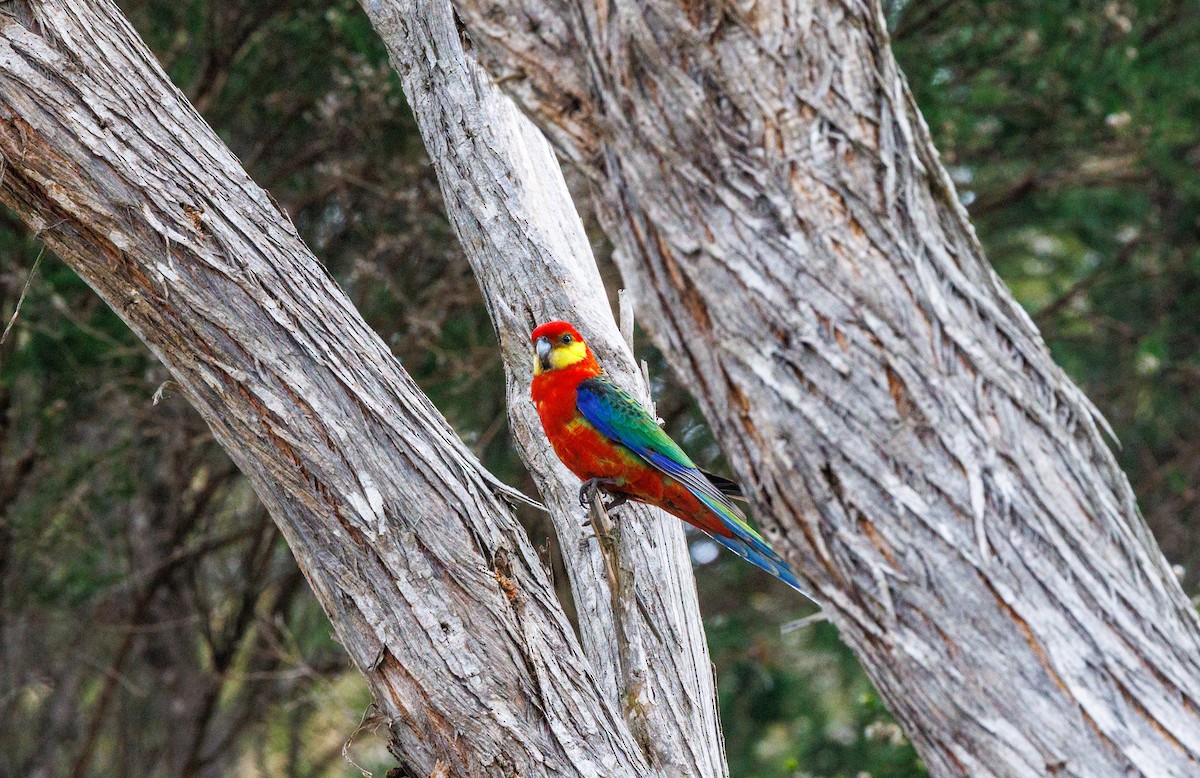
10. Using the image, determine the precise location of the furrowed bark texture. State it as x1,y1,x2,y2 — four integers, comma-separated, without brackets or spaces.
359,1,726,773
0,3,653,775
451,0,1200,774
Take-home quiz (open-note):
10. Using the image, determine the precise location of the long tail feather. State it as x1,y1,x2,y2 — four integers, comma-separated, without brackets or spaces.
659,469,815,602
706,532,816,602
691,490,817,602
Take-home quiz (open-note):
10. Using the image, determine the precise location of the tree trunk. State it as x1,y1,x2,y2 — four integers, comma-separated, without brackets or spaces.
451,0,1200,774
0,3,653,775
358,1,726,773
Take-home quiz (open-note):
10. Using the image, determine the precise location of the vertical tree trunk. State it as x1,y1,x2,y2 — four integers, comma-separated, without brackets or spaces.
358,1,726,773
451,0,1200,773
0,3,654,775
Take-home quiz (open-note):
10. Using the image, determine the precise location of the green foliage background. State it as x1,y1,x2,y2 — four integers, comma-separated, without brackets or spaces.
0,0,1195,775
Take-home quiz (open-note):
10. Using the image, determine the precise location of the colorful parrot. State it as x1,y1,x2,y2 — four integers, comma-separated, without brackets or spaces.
530,320,810,596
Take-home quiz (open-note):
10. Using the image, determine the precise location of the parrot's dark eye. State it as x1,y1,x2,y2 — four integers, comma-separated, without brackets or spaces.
561,334,573,345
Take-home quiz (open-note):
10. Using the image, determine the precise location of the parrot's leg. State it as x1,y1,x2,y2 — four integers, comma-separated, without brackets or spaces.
578,477,621,508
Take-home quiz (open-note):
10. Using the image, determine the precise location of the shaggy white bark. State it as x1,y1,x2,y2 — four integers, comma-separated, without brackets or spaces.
358,1,726,773
451,0,1200,773
0,3,656,775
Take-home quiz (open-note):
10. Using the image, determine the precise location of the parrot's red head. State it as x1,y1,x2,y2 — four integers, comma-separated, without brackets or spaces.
531,321,598,377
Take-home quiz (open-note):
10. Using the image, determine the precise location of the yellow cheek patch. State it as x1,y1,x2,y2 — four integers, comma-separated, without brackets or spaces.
549,341,588,370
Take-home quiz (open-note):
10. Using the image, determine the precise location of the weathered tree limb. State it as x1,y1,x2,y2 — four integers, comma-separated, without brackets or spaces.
0,3,653,775
451,0,1200,773
357,1,726,772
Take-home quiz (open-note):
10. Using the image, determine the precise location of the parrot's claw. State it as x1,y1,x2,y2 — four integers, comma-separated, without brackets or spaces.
603,493,628,512
578,477,621,509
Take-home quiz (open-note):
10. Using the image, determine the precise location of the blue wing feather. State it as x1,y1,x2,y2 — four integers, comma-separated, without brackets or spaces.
576,376,813,600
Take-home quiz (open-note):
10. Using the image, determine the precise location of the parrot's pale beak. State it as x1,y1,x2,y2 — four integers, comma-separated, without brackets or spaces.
535,336,552,375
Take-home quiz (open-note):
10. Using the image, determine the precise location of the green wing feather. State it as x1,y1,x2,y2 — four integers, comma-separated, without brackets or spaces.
575,376,767,547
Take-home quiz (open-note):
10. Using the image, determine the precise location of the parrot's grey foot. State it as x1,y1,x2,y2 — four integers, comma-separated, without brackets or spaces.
578,477,621,509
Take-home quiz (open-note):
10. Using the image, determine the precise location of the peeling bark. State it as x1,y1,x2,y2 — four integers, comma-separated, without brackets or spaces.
451,0,1200,773
0,3,654,775
358,1,726,774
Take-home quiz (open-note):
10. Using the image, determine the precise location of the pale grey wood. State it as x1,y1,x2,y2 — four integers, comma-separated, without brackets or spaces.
450,0,1200,774
0,3,655,775
357,2,726,773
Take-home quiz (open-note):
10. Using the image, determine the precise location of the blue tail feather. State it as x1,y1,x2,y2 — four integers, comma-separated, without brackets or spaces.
691,488,817,603
707,532,816,604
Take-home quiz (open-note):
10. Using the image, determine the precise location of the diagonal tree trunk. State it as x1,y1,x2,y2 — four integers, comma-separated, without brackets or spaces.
451,0,1200,773
0,3,653,775
357,1,726,773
